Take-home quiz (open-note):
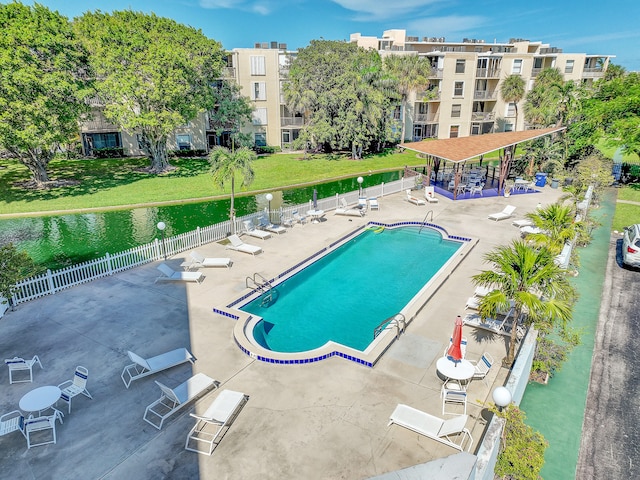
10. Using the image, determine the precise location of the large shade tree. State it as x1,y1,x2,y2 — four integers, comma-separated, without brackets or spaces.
209,146,256,234
0,2,90,187
74,10,225,172
384,54,431,143
473,240,575,365
500,74,526,131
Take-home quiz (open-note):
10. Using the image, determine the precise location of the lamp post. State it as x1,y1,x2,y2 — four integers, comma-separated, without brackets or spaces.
157,221,167,260
266,193,273,222
492,386,512,412
357,176,363,197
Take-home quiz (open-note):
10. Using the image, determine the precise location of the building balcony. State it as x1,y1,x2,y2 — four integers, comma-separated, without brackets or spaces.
473,90,498,100
418,90,441,101
582,68,605,78
428,68,444,79
281,117,304,127
475,68,500,78
471,112,495,122
531,67,542,77
414,113,439,123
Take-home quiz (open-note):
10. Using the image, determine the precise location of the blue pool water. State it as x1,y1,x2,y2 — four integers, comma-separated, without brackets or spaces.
243,227,463,353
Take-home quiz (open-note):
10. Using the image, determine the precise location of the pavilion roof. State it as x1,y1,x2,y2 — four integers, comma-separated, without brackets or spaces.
402,127,565,163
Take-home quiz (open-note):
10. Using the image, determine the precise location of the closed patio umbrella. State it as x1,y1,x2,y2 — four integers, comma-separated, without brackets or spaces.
313,189,318,209
446,315,463,364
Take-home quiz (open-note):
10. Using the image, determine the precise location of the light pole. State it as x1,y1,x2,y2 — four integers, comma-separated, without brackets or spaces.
492,386,512,412
157,221,167,260
266,193,273,222
357,176,363,197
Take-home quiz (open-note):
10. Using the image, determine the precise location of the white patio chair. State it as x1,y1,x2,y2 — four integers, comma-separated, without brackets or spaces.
156,263,204,283
241,220,271,240
121,348,195,388
442,389,467,415
58,366,93,413
424,186,438,203
185,389,249,455
24,410,63,449
257,215,287,234
226,234,262,256
188,251,232,269
470,352,495,386
143,373,218,429
292,210,307,224
406,190,426,206
335,198,364,217
368,198,380,210
488,205,516,221
4,355,43,384
0,410,25,440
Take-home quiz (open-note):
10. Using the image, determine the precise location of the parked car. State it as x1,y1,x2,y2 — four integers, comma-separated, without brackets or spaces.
622,224,640,267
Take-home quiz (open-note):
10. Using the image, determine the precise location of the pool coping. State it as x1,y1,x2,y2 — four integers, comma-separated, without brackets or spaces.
214,221,478,367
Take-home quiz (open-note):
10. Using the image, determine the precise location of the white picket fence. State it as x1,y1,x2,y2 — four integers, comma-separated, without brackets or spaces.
2,177,415,312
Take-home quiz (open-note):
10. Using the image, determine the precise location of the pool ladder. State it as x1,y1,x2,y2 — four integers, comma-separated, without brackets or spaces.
246,273,275,307
418,210,434,234
373,313,406,340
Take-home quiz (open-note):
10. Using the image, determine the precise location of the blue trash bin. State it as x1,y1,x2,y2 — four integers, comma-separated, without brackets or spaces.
535,172,547,187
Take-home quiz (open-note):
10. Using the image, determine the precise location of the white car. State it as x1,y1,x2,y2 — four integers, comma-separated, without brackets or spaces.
622,224,640,267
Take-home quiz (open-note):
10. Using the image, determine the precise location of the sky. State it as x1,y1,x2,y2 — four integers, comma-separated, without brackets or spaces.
19,0,640,71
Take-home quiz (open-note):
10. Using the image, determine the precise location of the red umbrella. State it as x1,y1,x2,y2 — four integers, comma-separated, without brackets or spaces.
446,315,463,363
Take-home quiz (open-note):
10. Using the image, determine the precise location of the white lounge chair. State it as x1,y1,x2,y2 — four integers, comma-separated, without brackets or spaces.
143,373,218,430
292,210,307,224
156,263,204,283
406,189,426,206
226,234,262,256
388,404,473,452
121,348,195,388
241,220,271,240
512,218,533,228
185,389,249,455
188,251,232,269
257,215,287,234
424,186,439,203
335,198,364,217
58,366,92,413
4,355,43,384
488,205,516,221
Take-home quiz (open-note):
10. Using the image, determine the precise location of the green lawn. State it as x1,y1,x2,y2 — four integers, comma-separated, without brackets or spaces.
0,150,423,215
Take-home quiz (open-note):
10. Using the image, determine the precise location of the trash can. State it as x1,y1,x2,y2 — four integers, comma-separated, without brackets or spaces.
551,178,559,189
535,172,547,187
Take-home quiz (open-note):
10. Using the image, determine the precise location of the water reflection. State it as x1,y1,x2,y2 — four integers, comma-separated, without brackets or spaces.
0,171,400,270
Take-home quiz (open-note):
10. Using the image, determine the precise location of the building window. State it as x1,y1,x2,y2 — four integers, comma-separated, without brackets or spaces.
565,60,574,74
282,131,291,144
252,107,268,125
454,81,464,96
504,123,514,132
506,103,516,117
176,134,191,150
451,104,461,117
250,56,266,75
252,82,266,100
512,59,523,74
449,125,459,138
90,132,121,149
254,133,266,147
455,59,465,74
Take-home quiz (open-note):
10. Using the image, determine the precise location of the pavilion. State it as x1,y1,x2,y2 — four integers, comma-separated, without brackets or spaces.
401,127,565,200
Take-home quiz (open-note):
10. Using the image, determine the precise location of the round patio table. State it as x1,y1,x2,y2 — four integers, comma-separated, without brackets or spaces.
436,357,475,382
19,385,63,417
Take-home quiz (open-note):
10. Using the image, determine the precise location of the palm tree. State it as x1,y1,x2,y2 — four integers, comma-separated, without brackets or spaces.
524,203,583,254
384,54,431,143
500,74,526,131
209,146,256,234
473,240,575,365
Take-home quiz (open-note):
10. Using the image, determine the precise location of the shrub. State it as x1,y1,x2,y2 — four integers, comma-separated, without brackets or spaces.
169,149,207,158
254,145,281,155
93,147,125,158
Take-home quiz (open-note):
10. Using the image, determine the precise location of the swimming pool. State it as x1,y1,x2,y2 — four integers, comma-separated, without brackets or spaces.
219,222,473,366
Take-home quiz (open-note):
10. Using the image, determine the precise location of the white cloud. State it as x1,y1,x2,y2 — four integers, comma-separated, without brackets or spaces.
407,15,487,38
331,0,440,21
199,0,238,8
199,0,272,14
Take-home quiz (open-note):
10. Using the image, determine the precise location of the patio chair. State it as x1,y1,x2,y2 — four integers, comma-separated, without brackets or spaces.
143,373,218,430
188,251,232,269
121,348,195,389
241,220,272,240
368,197,380,210
442,389,467,416
0,410,25,441
226,234,262,256
474,285,491,297
280,213,296,228
24,410,64,449
358,197,368,211
470,352,494,386
512,218,534,228
156,263,204,283
444,336,468,359
335,198,364,217
185,389,249,455
487,205,516,221
4,355,43,384
58,366,92,414
388,404,473,452
406,190,426,206
292,210,307,224
424,186,439,203
257,215,287,234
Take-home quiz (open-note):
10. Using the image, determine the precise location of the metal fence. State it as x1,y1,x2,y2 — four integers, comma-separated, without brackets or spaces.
3,177,415,311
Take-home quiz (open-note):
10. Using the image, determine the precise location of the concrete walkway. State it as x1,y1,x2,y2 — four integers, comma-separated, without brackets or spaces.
0,187,563,479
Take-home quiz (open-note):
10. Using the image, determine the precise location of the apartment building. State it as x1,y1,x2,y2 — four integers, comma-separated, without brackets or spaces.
351,29,613,141
79,30,613,155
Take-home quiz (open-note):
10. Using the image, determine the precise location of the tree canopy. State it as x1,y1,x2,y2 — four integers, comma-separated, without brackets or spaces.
208,80,253,148
74,10,225,172
500,74,525,131
0,2,90,187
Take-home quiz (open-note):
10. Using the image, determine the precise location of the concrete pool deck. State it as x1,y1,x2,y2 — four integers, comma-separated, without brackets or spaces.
0,186,564,479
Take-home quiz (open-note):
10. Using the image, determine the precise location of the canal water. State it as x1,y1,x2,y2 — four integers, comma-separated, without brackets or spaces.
519,189,615,478
0,171,401,270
